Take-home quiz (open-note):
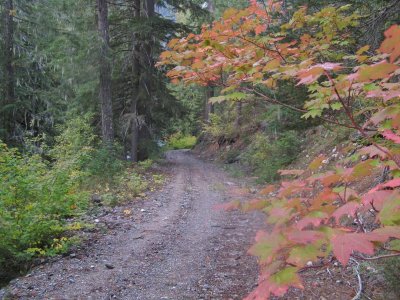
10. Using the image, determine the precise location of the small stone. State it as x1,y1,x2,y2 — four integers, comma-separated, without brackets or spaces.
70,253,77,258
140,209,146,212
306,261,313,267
105,263,115,269
94,219,100,223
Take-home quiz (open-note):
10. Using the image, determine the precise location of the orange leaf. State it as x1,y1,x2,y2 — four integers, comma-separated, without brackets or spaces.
358,61,397,82
379,25,400,63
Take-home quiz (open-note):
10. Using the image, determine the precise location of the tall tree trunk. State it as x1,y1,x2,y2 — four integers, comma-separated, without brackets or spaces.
3,0,15,140
97,0,114,144
130,0,141,162
204,1,215,123
143,0,155,17
207,0,215,14
204,86,214,123
234,101,242,130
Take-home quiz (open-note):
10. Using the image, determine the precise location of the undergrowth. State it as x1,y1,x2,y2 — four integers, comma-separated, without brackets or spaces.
0,115,160,286
166,132,197,150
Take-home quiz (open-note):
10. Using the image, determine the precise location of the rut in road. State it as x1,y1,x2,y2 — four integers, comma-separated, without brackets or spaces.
4,150,264,300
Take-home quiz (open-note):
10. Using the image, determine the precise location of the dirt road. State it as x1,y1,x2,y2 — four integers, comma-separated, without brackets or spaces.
3,150,263,300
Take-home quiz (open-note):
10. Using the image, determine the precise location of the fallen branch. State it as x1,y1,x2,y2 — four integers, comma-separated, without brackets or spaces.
350,258,362,300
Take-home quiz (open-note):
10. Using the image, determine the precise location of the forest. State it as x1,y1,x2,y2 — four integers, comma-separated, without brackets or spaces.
1,0,400,299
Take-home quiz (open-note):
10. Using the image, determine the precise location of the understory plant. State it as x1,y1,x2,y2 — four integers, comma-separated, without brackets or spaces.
0,114,126,284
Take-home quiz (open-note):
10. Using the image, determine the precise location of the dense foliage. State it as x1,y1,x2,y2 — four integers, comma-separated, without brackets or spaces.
0,0,208,284
159,1,400,298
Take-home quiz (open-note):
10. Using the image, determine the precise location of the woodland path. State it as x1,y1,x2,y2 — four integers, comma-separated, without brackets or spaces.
3,150,264,300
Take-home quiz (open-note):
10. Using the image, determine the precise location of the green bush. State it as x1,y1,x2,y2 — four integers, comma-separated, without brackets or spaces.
167,132,197,150
243,131,302,182
0,141,88,284
203,113,236,140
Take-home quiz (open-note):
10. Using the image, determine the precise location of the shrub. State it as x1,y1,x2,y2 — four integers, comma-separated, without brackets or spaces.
243,131,301,182
167,132,197,150
0,142,87,283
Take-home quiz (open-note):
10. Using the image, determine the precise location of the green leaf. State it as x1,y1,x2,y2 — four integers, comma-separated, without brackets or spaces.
302,109,322,119
287,244,322,266
225,92,248,101
330,102,343,110
389,240,400,251
379,194,400,226
270,267,301,286
209,96,227,104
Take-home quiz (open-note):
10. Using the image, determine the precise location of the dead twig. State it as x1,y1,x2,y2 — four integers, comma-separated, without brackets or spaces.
350,258,362,300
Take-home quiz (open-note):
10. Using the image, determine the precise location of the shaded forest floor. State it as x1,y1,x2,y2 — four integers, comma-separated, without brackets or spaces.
1,149,398,299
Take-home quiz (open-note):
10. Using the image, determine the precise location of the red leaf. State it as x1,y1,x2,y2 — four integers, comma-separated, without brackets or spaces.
244,264,303,300
382,130,400,144
362,191,393,210
358,61,397,82
338,188,359,202
331,233,375,265
296,212,328,230
331,201,360,222
278,169,304,176
286,230,325,244
242,199,269,212
369,178,400,193
358,145,389,160
379,25,400,63
259,185,277,195
366,226,400,242
255,24,267,35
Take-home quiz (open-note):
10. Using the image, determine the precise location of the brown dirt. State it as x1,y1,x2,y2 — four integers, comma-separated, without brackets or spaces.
1,150,264,300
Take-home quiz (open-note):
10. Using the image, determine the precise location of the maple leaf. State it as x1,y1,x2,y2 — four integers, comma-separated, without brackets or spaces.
338,188,359,202
331,233,375,265
259,185,277,195
358,61,397,82
358,145,389,160
296,211,329,230
278,180,309,197
379,25,400,63
269,267,303,296
286,230,325,244
378,192,400,226
369,178,400,193
255,24,267,35
242,199,269,212
361,190,393,210
368,107,400,126
366,226,400,242
287,244,322,266
244,261,285,300
347,160,376,181
382,130,400,144
278,169,304,176
248,231,286,264
331,201,360,222
308,155,326,170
